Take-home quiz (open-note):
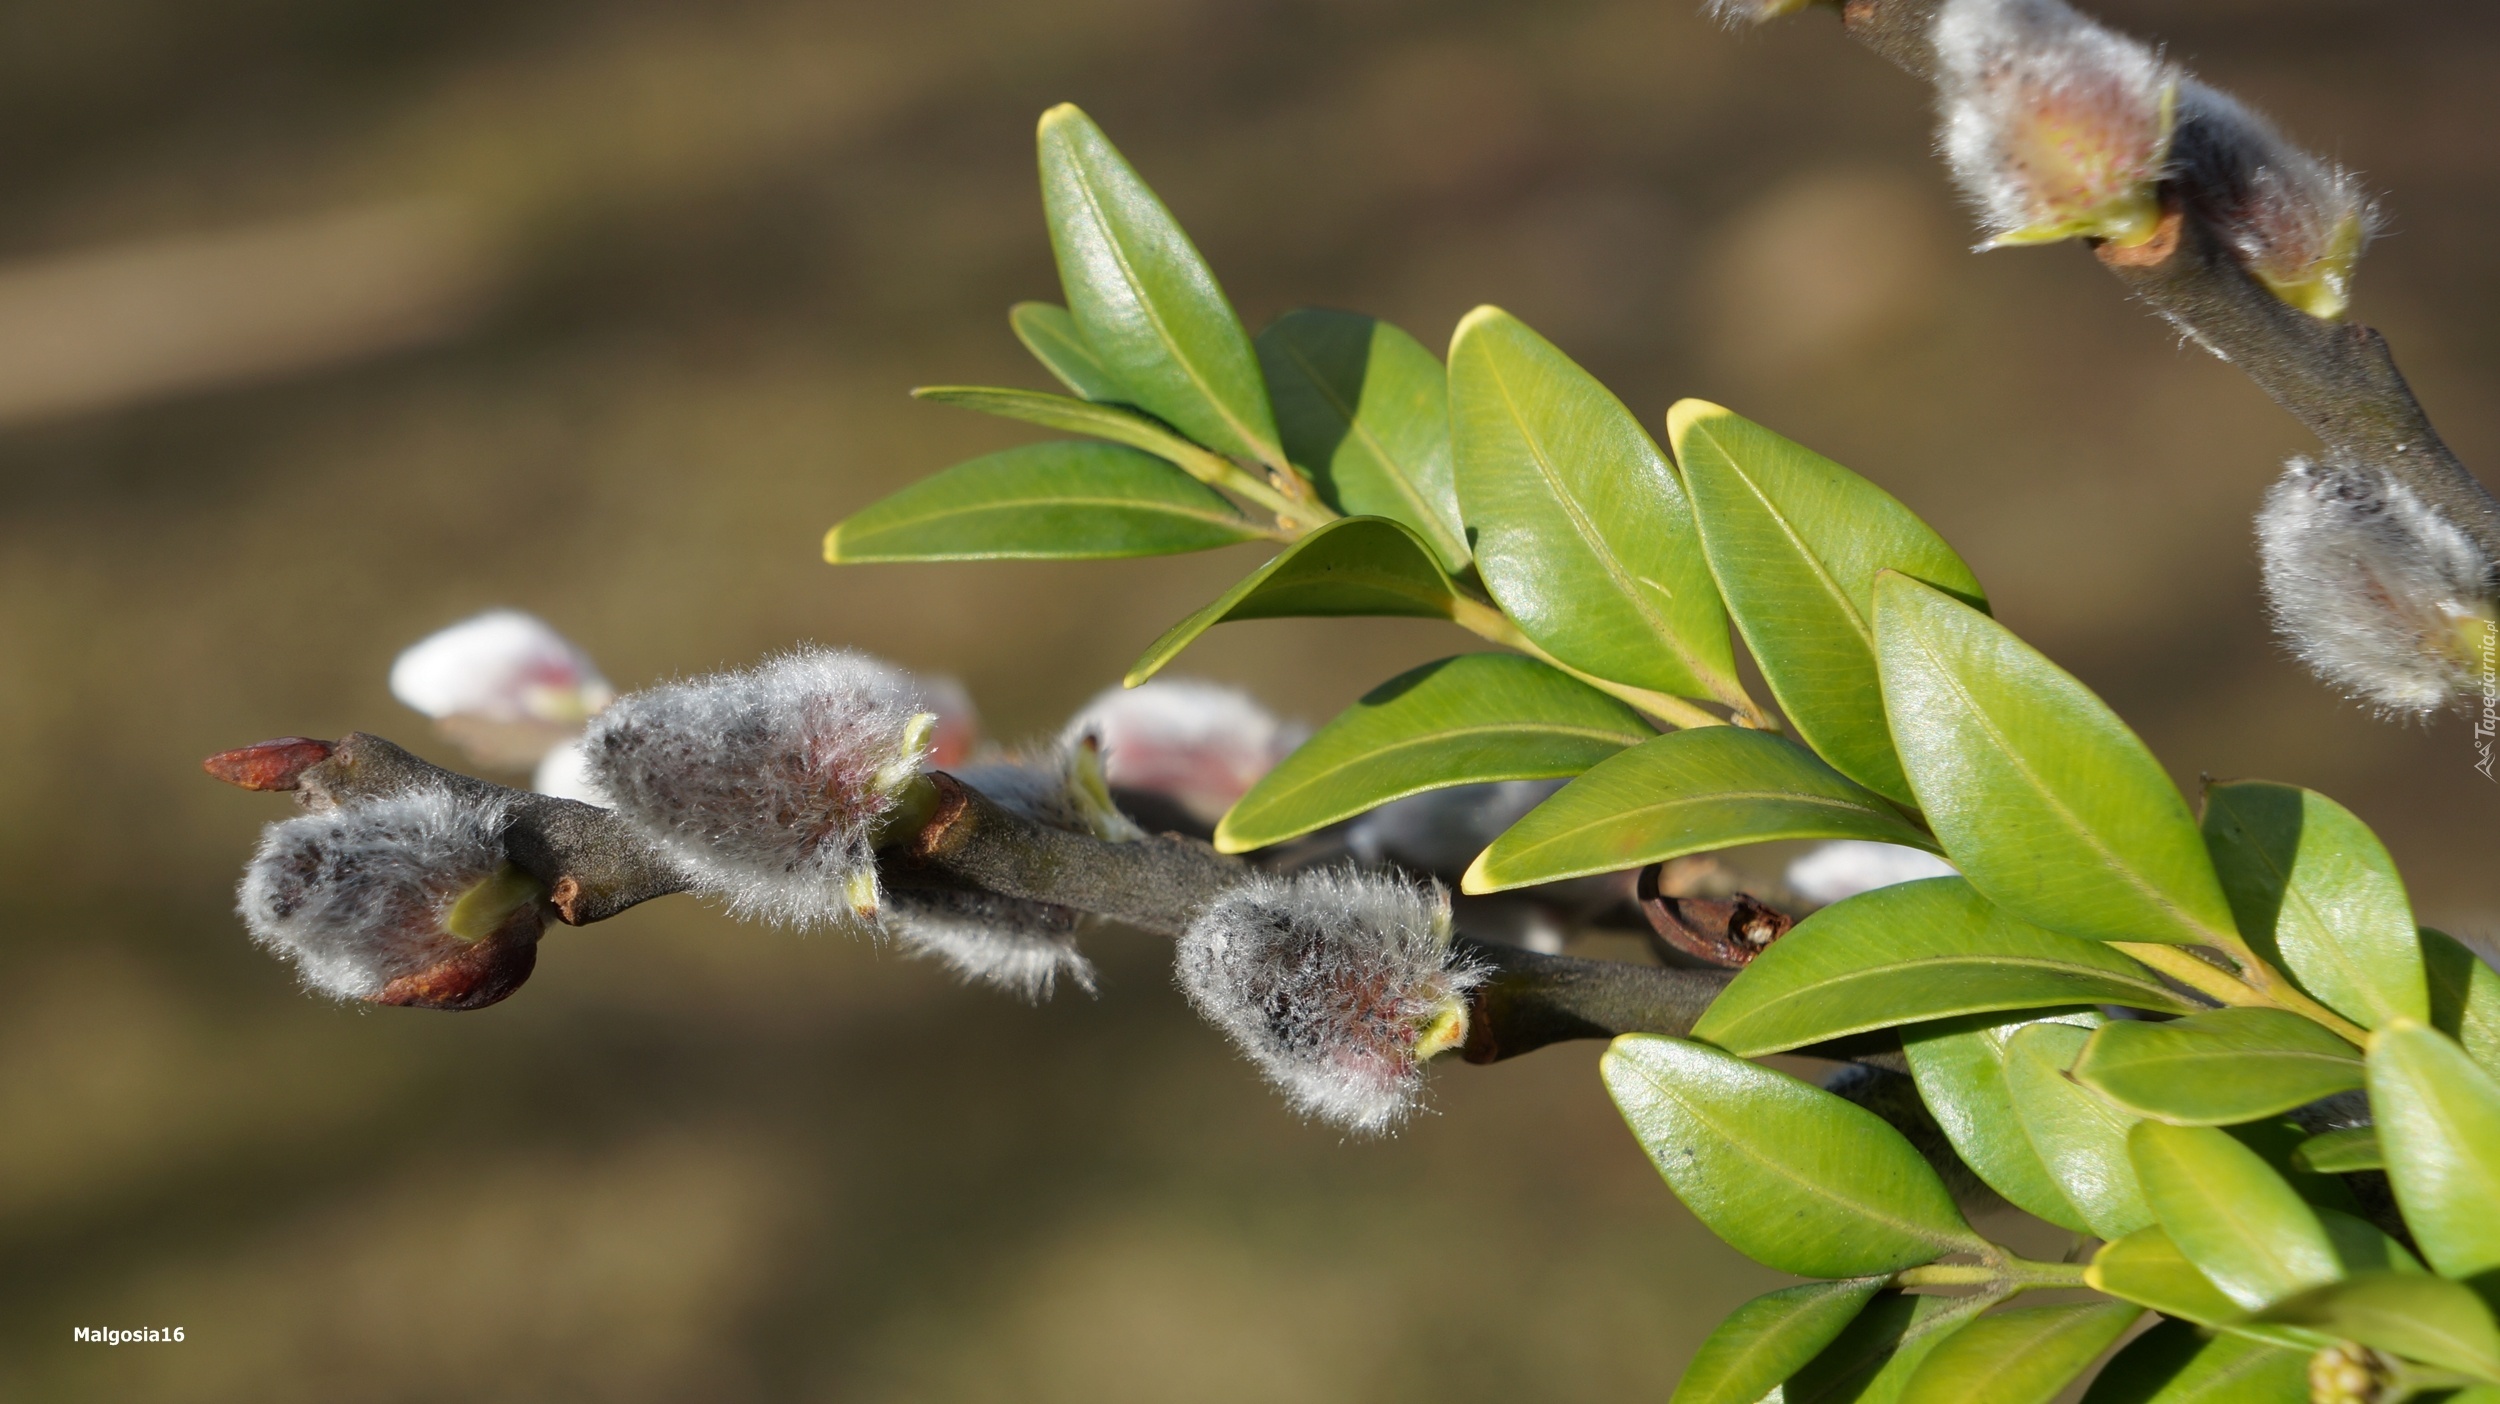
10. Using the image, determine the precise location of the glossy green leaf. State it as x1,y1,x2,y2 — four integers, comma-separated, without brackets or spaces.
1874,572,2238,949
1674,1278,1887,1404
1213,653,1649,853
1462,727,1931,894
2366,1019,2500,1281
2291,1126,2382,1174
2079,1319,2308,1404
1898,1301,2141,1404
2087,1227,2259,1329
1602,1035,1981,1277
1904,1009,2103,1233
2226,1116,2367,1218
2073,1010,2363,1126
911,385,1242,488
1781,1291,1996,1404
1008,301,1127,403
2130,1121,2339,1311
1037,104,1283,467
1696,879,2189,1056
2202,780,2426,1029
1257,309,1468,571
822,442,1269,562
1671,400,1985,807
2316,1206,2427,1277
2256,1271,2500,1382
2424,927,2500,1072
1127,516,1462,685
2002,1021,2153,1238
1447,306,1736,701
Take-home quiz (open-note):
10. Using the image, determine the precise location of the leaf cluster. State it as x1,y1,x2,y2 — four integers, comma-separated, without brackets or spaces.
827,104,2500,1403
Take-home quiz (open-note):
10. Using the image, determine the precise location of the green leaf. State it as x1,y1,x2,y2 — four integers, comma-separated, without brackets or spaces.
2366,1019,2500,1281
1873,572,2238,949
1897,1301,2141,1404
2079,1319,2309,1404
2424,927,2500,1072
2202,780,2427,1029
2130,1121,2340,1311
1462,727,1932,894
1008,301,1127,403
2072,1009,2363,1126
1036,104,1283,468
1904,1009,2104,1234
1674,1278,1887,1404
2002,1021,2153,1238
2291,1126,2382,1174
1602,1035,1981,1277
2317,1207,2426,1277
2087,1227,2259,1329
1257,309,1468,572
911,385,1244,489
1447,306,1737,701
1695,879,2190,1057
822,442,1270,562
1671,400,1985,808
2255,1271,2500,1382
1213,653,1649,854
1126,516,1462,685
1781,1291,1996,1404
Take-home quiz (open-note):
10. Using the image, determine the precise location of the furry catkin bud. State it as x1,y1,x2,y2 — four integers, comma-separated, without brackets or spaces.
1786,841,1960,907
1060,681,1303,824
1934,0,2178,249
2171,82,2378,320
581,647,934,928
882,887,1095,1001
390,610,613,770
1177,867,1483,1134
238,787,545,1009
2257,456,2498,715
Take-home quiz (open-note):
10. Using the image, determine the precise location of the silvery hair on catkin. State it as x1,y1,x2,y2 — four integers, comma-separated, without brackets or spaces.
1177,866,1482,1134
238,787,513,1000
881,887,1096,1001
2257,455,2496,715
582,647,930,929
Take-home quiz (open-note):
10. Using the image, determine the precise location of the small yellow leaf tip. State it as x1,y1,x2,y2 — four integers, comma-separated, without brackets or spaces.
1664,398,1733,447
1450,304,1511,342
1039,102,1086,133
821,527,846,563
1458,850,1499,896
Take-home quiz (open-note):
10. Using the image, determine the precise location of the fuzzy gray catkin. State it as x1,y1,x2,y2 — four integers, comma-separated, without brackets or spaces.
881,887,1095,1001
2257,456,2496,715
2169,81,2377,319
582,647,931,929
1176,867,1482,1134
239,787,528,1001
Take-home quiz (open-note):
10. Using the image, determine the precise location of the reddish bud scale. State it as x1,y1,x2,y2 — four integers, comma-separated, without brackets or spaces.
202,737,334,792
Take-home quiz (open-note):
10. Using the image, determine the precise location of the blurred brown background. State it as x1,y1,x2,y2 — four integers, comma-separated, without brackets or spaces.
4,0,2494,1397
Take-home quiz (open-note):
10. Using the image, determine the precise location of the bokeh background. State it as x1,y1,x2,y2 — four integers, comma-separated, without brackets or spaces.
6,0,2496,1397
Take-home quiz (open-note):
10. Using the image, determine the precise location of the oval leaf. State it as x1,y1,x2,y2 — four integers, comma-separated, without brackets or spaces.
1214,653,1650,853
1673,1278,1887,1404
2087,1227,2255,1329
1448,306,1737,702
1462,727,1932,894
1782,1291,1996,1404
1874,572,2238,948
2254,1271,2500,1383
823,442,1268,562
2073,1009,2364,1126
1009,301,1128,403
1671,400,1985,807
1258,308,1468,571
2202,780,2427,1029
1601,1035,1981,1278
1905,1010,2104,1233
2003,1021,2154,1239
2292,1126,2382,1174
911,385,1242,489
2079,1319,2308,1404
1037,104,1283,467
2129,1121,2340,1311
1127,516,1462,685
1696,879,2189,1056
2366,1018,2500,1281
2424,927,2500,1072
1898,1301,2141,1404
